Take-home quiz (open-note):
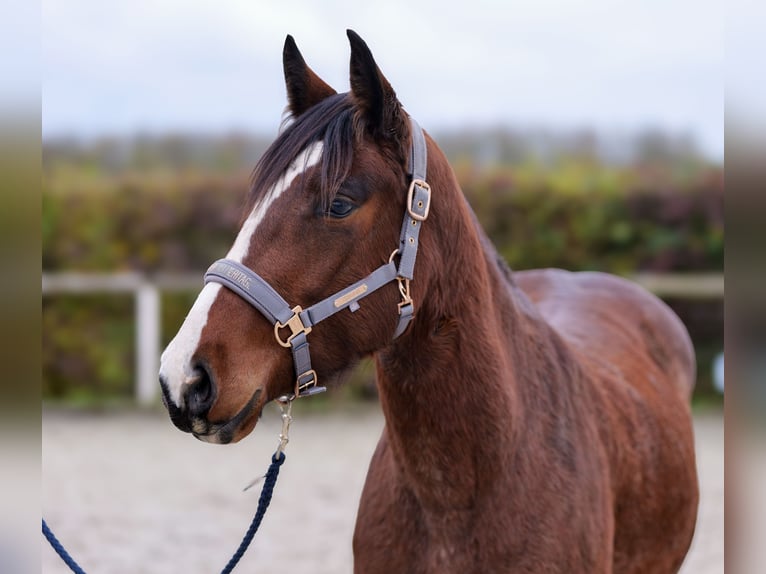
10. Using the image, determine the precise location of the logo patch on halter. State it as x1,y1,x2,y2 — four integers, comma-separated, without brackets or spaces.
334,284,368,308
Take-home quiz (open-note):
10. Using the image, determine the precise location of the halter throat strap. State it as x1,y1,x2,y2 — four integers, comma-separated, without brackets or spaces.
204,118,430,399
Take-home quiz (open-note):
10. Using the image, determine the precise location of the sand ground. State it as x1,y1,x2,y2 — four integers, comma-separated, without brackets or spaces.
42,406,723,573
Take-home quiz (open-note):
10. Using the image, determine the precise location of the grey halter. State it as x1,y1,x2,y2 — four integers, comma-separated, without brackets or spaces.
204,118,431,399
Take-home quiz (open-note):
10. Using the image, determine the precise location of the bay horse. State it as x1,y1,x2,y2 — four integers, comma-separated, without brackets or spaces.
159,30,698,573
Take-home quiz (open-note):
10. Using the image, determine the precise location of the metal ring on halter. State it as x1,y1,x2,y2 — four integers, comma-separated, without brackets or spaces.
389,250,412,312
387,249,413,313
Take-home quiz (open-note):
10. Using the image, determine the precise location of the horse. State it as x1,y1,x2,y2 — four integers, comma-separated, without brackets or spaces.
159,30,699,573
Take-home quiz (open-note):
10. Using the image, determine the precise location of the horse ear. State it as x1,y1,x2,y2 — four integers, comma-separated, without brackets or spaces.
347,29,406,140
283,35,337,117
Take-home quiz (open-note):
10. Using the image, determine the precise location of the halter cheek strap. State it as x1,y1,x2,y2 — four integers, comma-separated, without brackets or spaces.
204,118,430,399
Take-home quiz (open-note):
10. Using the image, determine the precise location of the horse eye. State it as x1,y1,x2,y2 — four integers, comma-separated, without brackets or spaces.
328,197,356,218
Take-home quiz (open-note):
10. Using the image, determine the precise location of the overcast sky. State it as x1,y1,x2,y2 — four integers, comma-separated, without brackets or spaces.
42,0,723,158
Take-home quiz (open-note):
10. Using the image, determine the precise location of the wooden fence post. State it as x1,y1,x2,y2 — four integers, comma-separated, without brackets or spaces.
135,282,160,406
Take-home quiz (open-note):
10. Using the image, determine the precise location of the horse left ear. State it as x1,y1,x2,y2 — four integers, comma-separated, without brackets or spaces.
283,35,337,117
347,29,406,140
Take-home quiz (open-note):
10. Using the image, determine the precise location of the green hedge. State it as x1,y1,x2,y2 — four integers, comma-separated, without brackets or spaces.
42,163,723,402
42,163,723,274
458,163,723,273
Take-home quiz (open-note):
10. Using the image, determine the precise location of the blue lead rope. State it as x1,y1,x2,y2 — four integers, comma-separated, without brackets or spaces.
220,452,285,574
42,519,86,574
42,451,287,574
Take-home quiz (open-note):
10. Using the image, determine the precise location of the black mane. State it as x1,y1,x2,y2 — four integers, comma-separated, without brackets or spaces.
246,93,356,215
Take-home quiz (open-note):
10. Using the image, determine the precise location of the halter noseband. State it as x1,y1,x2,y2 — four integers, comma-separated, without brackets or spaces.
204,118,430,399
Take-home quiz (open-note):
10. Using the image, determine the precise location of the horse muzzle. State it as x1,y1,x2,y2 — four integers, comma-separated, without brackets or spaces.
160,373,263,445
159,366,216,432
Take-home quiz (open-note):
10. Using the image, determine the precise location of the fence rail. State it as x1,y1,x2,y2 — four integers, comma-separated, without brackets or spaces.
42,271,724,405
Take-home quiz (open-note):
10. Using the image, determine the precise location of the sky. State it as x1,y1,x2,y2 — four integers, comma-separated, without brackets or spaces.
42,0,724,159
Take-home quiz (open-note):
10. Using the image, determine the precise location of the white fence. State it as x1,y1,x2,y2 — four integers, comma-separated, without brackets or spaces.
43,272,199,405
42,271,724,405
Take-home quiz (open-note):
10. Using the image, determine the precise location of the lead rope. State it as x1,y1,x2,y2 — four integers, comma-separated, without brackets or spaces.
42,399,294,574
41,520,86,574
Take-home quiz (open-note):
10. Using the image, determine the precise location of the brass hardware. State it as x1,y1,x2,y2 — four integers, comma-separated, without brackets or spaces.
388,249,400,264
275,399,293,457
407,179,431,221
408,237,415,244
274,306,312,348
295,369,318,397
334,284,368,308
396,276,412,314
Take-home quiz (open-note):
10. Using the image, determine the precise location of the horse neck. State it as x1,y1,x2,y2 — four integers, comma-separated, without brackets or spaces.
373,149,534,513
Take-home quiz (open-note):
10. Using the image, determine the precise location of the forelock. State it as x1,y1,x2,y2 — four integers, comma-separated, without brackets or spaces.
246,93,357,216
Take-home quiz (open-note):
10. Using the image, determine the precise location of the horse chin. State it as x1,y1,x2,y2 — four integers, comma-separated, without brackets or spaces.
192,387,265,445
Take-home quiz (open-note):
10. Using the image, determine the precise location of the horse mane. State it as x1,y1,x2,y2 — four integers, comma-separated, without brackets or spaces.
460,193,518,287
245,93,356,217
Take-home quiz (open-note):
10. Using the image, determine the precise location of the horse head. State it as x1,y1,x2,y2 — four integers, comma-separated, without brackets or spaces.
159,31,440,444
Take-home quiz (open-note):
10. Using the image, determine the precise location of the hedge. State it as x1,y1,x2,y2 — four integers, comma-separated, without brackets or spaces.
42,162,723,402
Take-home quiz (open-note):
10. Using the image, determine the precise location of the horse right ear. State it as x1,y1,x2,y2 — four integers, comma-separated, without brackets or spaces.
283,35,337,117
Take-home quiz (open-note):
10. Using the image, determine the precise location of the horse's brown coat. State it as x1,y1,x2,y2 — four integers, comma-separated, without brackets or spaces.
164,31,698,573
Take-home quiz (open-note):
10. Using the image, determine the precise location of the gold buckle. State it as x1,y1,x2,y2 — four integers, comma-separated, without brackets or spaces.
407,179,431,222
296,369,318,396
274,305,312,348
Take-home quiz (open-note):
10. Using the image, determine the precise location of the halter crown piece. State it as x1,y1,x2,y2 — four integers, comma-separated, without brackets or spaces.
204,118,430,399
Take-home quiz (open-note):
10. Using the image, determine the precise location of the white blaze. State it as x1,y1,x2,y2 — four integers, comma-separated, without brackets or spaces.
160,142,324,406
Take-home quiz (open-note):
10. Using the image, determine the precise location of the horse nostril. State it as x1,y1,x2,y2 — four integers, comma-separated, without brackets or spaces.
185,364,216,418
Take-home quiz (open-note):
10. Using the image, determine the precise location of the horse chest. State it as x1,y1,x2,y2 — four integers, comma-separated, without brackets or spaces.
353,431,616,573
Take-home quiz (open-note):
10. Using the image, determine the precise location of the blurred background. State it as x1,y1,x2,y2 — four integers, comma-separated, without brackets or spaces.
42,0,724,406
41,1,726,573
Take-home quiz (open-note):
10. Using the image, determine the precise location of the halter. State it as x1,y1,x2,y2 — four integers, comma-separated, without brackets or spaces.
204,118,431,399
